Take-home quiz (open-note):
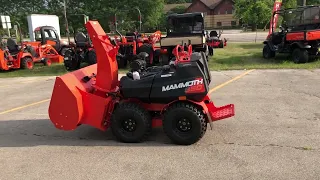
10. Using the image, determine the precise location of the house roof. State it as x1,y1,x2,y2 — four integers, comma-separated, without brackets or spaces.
164,3,192,13
199,0,234,10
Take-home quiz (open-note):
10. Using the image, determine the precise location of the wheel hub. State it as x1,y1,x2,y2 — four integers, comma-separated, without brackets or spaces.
177,118,192,132
122,118,137,132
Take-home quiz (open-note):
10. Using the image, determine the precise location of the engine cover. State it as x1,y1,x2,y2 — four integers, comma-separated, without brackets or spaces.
120,52,210,104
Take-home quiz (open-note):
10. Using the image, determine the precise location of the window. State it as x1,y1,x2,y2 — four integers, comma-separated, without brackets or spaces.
225,10,228,14
49,30,57,39
231,21,237,26
217,22,222,26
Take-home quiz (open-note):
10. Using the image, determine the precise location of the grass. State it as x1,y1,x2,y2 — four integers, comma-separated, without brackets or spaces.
0,63,68,78
0,42,319,78
208,42,320,70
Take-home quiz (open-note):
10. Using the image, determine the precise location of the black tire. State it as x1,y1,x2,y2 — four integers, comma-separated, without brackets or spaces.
63,49,79,71
20,57,34,70
116,55,127,69
138,44,154,66
292,48,308,64
85,49,97,65
110,102,152,143
208,46,214,56
42,58,52,66
263,45,275,59
163,102,207,145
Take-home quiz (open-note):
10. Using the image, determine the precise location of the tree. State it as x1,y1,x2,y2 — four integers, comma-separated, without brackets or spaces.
234,0,274,31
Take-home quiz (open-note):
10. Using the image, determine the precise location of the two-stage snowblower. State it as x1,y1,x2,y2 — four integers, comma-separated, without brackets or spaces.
48,21,235,145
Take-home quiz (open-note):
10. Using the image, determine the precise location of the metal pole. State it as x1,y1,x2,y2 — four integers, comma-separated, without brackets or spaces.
135,7,142,32
63,0,70,44
7,25,10,37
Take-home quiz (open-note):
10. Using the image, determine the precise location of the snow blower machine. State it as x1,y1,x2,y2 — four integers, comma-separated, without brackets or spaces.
48,21,235,145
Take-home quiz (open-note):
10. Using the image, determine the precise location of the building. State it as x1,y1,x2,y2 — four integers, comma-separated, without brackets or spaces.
186,0,238,29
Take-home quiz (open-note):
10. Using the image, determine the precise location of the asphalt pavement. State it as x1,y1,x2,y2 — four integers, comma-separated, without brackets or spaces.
0,69,319,180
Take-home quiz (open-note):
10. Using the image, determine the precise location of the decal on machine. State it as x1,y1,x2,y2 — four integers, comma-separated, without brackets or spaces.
162,78,204,92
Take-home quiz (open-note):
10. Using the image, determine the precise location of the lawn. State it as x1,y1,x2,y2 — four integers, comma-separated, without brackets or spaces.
208,42,320,70
0,42,319,78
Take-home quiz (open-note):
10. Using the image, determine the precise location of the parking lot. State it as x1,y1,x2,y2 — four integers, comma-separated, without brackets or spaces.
0,69,320,180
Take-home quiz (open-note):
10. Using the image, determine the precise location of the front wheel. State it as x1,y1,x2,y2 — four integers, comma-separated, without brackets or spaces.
110,102,152,143
163,102,207,145
263,45,275,59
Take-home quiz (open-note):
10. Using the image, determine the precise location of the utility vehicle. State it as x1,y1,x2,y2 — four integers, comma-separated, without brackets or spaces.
263,5,320,63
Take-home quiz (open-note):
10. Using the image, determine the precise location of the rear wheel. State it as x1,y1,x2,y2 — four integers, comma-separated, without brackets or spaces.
292,48,308,63
110,102,152,143
163,102,207,145
263,45,275,59
20,57,34,70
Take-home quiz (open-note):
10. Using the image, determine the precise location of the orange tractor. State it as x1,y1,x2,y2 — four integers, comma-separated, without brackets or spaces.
0,37,60,71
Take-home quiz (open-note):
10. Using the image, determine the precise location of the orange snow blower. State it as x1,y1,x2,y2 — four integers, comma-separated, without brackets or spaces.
48,21,235,145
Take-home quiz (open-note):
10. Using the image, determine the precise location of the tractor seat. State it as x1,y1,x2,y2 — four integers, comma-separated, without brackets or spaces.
209,31,218,37
7,38,20,54
75,32,88,47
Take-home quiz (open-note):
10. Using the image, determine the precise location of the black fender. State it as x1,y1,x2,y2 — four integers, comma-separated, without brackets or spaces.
290,42,311,50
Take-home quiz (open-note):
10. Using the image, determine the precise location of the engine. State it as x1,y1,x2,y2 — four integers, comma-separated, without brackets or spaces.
119,51,211,104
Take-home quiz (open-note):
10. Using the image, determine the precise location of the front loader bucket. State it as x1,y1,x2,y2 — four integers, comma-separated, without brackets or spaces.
0,50,9,70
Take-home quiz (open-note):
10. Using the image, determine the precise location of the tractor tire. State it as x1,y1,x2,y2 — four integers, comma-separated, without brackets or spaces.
20,57,34,70
292,48,308,64
42,58,52,66
110,102,152,143
163,102,207,145
64,49,80,71
117,55,127,69
263,45,275,59
86,49,97,65
138,44,154,66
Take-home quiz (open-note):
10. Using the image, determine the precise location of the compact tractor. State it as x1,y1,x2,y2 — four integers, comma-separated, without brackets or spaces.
159,12,211,65
25,26,70,57
263,5,320,63
0,37,53,71
48,21,235,145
